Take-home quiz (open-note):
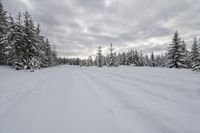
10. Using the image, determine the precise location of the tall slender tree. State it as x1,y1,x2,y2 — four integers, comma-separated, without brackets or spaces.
150,52,155,67
108,43,115,66
180,41,190,68
0,1,9,64
96,46,103,67
191,37,199,62
6,13,16,66
12,13,27,69
22,11,41,70
87,55,93,66
167,31,186,68
191,37,200,71
120,52,127,65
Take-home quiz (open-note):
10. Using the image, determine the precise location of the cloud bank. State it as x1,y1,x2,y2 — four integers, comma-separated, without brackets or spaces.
3,0,200,57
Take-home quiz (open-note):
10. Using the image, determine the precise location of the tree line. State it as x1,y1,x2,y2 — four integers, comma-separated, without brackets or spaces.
58,31,200,72
0,1,57,71
58,44,166,67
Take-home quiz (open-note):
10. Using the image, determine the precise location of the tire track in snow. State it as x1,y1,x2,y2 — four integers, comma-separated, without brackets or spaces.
0,67,75,133
73,68,124,133
85,67,200,90
89,67,200,85
79,68,200,133
81,67,200,106
78,69,171,133
82,67,200,116
0,67,123,133
82,68,181,103
0,68,65,122
1,66,200,133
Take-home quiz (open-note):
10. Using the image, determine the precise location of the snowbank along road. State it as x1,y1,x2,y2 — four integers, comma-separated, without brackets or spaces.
0,65,200,133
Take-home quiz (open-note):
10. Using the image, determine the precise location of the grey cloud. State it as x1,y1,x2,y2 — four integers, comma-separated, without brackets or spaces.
2,0,200,57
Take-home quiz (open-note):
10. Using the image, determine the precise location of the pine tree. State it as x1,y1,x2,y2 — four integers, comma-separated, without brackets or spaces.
167,31,186,68
161,53,167,67
75,58,81,66
35,23,46,67
138,51,144,66
12,13,27,69
102,55,107,66
113,52,119,67
191,37,200,71
87,55,93,66
155,55,161,66
6,13,16,66
108,43,118,67
0,1,9,65
155,53,167,67
120,52,126,65
44,39,52,66
52,45,57,65
150,52,155,67
96,46,103,67
144,55,150,66
126,50,134,65
117,53,122,65
22,11,41,71
180,41,190,68
39,36,49,68
134,50,140,66
192,55,200,71
191,37,199,62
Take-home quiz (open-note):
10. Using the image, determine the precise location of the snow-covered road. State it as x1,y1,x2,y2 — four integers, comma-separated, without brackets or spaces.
0,66,200,133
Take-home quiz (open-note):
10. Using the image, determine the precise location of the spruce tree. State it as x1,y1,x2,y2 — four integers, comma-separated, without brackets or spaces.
191,37,200,71
0,1,9,65
6,13,16,66
22,11,41,70
108,43,117,66
144,55,150,66
161,53,167,67
87,56,93,66
96,46,103,67
35,24,50,68
138,51,144,66
126,50,134,65
192,55,200,71
44,39,53,66
52,45,57,65
113,52,119,67
12,13,26,69
180,41,190,68
102,55,107,66
150,52,155,67
121,52,126,65
191,37,199,62
134,50,139,66
167,31,186,68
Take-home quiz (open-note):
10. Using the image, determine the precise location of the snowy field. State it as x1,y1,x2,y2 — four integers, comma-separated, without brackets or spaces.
0,65,200,133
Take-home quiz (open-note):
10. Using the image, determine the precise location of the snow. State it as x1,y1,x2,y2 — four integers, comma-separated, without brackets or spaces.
0,65,200,133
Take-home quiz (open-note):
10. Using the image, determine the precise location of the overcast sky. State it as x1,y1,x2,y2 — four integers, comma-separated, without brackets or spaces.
3,0,200,58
